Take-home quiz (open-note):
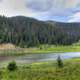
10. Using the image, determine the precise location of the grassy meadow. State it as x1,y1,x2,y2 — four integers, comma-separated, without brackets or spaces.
0,58,80,80
0,42,80,80
31,41,80,53
0,43,80,56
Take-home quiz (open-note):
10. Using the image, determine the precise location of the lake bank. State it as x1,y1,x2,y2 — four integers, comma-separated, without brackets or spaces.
0,45,80,56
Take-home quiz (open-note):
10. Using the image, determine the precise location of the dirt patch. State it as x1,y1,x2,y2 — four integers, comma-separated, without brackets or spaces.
0,43,16,49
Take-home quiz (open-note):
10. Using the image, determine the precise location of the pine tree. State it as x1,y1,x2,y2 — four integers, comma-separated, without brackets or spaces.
57,55,63,68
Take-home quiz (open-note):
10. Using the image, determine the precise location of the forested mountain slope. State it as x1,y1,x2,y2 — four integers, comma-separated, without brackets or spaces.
0,16,80,47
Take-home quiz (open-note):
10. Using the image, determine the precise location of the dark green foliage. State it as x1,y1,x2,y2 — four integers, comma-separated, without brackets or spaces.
57,55,63,68
0,16,80,47
7,61,17,71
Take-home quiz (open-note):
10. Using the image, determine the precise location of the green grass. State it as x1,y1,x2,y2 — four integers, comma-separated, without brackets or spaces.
31,41,80,53
0,44,80,56
0,59,80,80
31,45,80,53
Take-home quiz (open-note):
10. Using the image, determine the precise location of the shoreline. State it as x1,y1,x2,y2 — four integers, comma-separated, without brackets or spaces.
0,45,80,56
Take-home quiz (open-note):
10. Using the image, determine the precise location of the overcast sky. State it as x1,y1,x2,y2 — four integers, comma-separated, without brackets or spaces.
0,0,80,22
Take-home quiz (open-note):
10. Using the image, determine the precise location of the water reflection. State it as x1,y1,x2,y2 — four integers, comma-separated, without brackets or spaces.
0,52,80,64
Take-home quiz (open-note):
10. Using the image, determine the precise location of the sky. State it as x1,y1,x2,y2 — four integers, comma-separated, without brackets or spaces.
0,0,80,22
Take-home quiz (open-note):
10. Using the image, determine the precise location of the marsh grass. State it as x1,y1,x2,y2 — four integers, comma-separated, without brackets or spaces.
0,59,80,80
0,44,80,56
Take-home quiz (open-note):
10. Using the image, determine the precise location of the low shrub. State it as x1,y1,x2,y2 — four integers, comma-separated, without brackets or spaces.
57,55,63,68
7,61,17,71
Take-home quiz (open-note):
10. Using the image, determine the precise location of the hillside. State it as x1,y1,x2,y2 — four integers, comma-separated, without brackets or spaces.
0,16,80,47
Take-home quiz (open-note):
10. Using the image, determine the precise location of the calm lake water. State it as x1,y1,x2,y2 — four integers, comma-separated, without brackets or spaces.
0,52,80,65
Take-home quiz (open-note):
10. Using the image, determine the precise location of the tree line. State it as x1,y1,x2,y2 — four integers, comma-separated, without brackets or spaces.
0,16,80,47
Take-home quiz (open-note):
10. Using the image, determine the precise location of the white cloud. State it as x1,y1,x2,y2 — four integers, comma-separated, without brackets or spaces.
68,12,80,22
0,0,80,22
0,0,36,17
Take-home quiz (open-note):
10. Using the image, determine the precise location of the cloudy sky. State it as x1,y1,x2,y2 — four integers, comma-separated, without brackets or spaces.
0,0,80,22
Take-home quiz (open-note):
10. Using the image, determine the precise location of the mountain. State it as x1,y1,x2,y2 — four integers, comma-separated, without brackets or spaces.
0,16,80,47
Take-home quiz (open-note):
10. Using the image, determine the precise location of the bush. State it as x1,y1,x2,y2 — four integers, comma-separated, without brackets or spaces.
57,55,63,68
7,61,17,71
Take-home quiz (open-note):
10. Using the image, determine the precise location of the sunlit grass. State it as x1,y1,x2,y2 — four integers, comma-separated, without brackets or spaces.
31,45,80,53
0,58,80,80
0,44,80,56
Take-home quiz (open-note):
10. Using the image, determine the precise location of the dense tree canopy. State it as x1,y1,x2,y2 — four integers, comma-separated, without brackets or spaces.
0,16,80,47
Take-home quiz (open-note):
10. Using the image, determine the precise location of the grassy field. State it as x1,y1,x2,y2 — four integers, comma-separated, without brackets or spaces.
0,45,80,56
31,45,80,53
0,42,80,56
28,41,80,53
0,58,80,80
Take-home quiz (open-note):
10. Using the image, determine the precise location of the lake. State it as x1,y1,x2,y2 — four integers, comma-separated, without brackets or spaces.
0,52,80,65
